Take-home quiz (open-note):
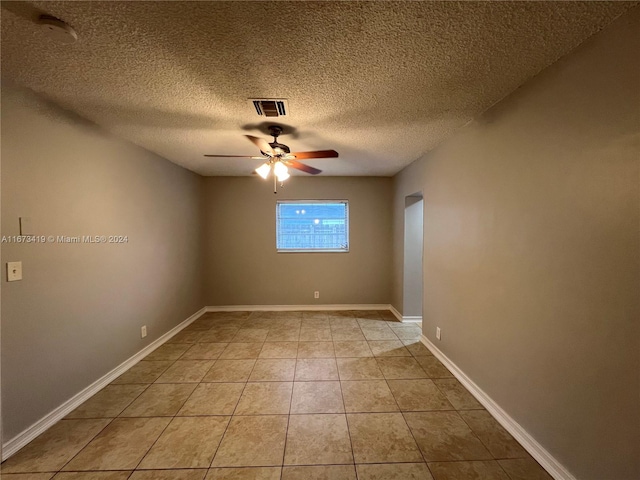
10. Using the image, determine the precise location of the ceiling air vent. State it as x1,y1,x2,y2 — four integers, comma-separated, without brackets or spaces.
250,99,289,117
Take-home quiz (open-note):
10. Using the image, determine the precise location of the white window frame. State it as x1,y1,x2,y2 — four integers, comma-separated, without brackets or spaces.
276,200,349,253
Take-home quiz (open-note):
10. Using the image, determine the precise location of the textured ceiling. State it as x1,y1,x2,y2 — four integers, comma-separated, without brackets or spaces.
1,1,636,176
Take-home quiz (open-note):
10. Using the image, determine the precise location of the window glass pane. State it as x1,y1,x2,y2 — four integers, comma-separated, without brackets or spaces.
276,201,349,252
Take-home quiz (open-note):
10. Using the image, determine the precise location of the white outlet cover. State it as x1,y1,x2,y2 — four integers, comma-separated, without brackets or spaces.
7,261,22,281
436,327,441,340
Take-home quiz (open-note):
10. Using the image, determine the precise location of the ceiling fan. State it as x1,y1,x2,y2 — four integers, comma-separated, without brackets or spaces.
204,126,338,191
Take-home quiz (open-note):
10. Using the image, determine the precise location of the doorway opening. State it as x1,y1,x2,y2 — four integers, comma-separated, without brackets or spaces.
403,193,423,322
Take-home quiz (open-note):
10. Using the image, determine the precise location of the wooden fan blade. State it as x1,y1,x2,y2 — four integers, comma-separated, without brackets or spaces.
286,159,322,175
204,154,264,158
290,150,339,159
245,135,274,155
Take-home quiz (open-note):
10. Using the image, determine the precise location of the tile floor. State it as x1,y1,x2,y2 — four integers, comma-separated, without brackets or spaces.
1,310,553,480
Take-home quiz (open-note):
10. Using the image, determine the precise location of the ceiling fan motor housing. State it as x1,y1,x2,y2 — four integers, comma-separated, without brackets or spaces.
269,141,290,154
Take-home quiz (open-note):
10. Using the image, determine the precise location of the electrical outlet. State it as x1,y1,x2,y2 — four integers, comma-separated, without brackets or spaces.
141,325,147,338
436,327,441,340
314,291,320,299
7,261,22,281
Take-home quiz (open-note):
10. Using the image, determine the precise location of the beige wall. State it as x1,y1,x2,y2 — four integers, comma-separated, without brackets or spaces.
392,9,639,479
202,176,392,306
1,86,204,441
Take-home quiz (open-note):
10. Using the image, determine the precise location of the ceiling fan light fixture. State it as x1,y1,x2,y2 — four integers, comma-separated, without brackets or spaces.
256,163,271,179
277,171,290,182
273,161,288,177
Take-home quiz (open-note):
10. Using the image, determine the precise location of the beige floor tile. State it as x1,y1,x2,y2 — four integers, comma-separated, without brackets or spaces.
62,417,170,471
290,381,344,414
53,473,132,480
267,320,303,331
212,415,288,467
361,327,398,341
356,463,433,480
155,360,214,383
388,325,423,340
404,411,492,462
341,380,399,413
284,414,353,465
265,327,301,341
130,470,207,480
333,341,373,357
329,317,358,329
356,319,386,328
1,419,110,473
178,383,244,415
387,379,454,411
67,385,147,418
377,357,427,379
297,342,335,358
416,356,454,378
144,343,192,361
219,343,263,359
433,379,483,410
120,383,196,417
111,360,173,384
428,460,510,479
295,359,339,381
235,382,293,414
232,328,269,343
203,359,256,382
402,339,433,357
302,311,330,319
367,340,410,357
72,385,147,418
183,319,216,331
498,458,554,480
259,342,299,358
138,416,230,468
181,343,229,360
301,318,330,328
206,467,281,479
208,324,243,333
347,412,422,463
330,327,365,341
379,311,399,321
460,410,528,459
299,327,333,341
336,358,384,380
329,310,356,316
355,310,386,319
167,330,205,344
200,329,241,343
281,465,356,479
249,359,296,381
3,474,56,480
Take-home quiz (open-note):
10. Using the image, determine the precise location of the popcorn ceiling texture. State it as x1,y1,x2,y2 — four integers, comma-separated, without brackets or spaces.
1,1,635,176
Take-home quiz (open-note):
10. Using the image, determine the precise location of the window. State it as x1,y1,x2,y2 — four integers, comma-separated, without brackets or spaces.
276,201,349,252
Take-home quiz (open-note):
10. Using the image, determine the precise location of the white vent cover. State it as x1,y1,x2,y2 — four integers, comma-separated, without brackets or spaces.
249,99,289,117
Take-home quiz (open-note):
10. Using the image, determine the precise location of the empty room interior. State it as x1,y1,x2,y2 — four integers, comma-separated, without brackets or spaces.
1,2,638,480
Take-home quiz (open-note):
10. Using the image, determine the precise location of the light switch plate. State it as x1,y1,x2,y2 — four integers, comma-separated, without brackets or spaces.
7,261,23,281
19,217,32,236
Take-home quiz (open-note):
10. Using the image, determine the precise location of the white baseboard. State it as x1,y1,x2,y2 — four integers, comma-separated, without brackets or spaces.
389,305,403,321
1,307,207,461
420,334,576,480
205,304,392,312
387,305,421,323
